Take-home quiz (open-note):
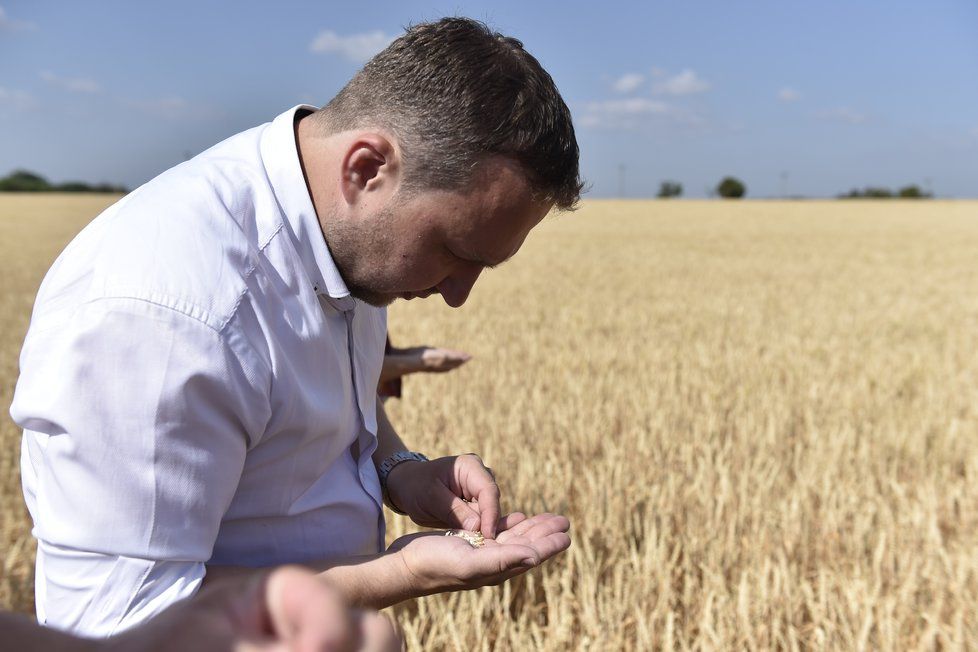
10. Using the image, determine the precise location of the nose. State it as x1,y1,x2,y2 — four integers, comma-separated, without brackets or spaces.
436,265,483,308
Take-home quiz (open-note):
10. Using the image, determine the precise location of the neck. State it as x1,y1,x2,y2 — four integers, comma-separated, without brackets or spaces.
295,114,340,239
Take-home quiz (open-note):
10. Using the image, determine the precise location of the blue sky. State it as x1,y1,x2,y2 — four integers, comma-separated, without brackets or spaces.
1,0,976,198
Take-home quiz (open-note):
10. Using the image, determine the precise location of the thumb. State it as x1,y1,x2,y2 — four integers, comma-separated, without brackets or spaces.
462,543,540,578
431,483,482,532
264,566,359,651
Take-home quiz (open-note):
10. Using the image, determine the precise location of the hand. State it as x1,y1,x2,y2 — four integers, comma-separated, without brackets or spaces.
386,453,501,538
378,347,470,387
389,346,471,375
106,566,401,652
388,513,571,595
417,346,471,372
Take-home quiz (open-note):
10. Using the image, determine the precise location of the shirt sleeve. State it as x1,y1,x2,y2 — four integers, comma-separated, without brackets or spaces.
12,296,271,636
33,540,205,637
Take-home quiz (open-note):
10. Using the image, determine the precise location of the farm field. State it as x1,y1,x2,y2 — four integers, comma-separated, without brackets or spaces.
2,194,977,649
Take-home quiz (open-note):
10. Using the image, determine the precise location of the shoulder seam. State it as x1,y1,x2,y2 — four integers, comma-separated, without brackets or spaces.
81,295,221,333
218,220,285,334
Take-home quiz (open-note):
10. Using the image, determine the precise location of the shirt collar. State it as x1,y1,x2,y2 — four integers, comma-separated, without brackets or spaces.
260,105,353,309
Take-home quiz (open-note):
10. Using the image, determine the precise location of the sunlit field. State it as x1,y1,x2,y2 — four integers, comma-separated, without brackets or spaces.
2,195,977,649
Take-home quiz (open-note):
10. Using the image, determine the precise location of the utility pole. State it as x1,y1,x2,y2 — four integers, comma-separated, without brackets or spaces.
780,170,789,198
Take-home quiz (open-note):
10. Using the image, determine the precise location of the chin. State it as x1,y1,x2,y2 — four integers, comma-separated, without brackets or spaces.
356,294,396,308
347,287,397,307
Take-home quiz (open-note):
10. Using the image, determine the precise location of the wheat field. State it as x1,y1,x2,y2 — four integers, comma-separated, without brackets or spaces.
2,195,977,650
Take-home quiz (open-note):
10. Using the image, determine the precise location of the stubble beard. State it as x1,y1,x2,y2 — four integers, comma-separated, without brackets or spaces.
322,208,399,308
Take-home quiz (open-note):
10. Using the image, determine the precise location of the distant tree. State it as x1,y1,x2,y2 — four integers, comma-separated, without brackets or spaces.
897,184,931,198
863,187,893,198
839,185,931,199
56,181,95,192
0,170,127,193
91,181,128,193
657,181,683,198
0,169,51,192
716,176,746,199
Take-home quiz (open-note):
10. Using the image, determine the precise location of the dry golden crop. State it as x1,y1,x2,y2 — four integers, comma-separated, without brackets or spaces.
2,195,977,650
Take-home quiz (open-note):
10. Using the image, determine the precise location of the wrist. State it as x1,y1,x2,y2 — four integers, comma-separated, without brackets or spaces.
318,552,417,610
377,451,429,514
390,548,437,599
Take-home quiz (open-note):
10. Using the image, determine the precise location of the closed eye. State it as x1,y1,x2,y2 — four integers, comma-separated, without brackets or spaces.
447,246,498,270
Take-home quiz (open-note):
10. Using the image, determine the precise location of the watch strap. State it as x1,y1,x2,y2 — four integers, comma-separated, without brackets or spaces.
378,451,429,514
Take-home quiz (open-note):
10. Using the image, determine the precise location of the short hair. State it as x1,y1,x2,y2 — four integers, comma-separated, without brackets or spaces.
315,17,583,210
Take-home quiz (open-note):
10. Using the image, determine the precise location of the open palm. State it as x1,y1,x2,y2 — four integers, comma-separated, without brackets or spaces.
388,512,571,594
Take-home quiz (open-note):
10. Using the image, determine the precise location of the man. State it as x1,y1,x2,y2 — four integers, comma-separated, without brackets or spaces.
3,565,401,651
11,17,582,637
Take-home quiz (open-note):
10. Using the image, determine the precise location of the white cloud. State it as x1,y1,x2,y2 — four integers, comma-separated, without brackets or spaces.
587,98,672,115
40,71,101,94
0,5,35,31
309,29,394,62
0,86,35,110
653,69,710,96
612,73,645,93
578,98,702,129
778,87,801,102
816,107,868,124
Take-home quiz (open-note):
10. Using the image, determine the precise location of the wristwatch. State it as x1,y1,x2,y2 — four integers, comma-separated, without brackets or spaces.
378,451,429,514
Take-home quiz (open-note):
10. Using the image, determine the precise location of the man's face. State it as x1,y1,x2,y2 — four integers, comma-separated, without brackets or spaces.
325,157,552,308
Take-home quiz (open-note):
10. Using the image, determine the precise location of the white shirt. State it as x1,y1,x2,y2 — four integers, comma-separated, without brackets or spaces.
10,105,388,637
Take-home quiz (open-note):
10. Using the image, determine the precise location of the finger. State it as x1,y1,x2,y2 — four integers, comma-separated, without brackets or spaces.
434,348,471,363
471,536,571,579
433,483,482,532
443,350,472,367
514,514,571,542
490,530,571,570
497,512,527,533
495,513,563,540
420,348,452,371
524,532,572,565
475,483,501,539
465,542,540,577
359,610,403,652
455,455,501,538
264,566,359,651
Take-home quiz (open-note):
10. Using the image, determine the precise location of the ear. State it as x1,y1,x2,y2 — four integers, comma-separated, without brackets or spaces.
339,133,399,205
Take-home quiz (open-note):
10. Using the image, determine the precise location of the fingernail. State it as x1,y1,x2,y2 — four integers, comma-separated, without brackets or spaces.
521,558,537,568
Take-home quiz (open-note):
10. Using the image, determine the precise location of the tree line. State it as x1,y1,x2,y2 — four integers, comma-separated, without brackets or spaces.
656,177,747,199
2,167,935,200
654,177,933,199
0,169,128,193
837,185,932,199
